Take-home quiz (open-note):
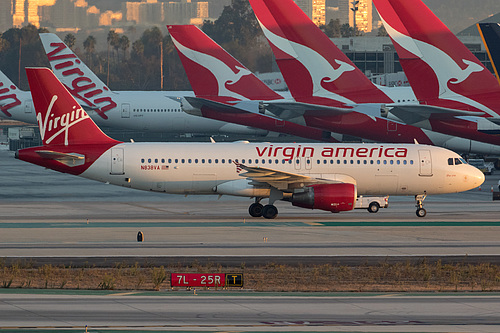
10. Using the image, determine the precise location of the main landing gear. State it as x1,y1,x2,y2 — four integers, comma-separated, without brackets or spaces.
248,198,278,219
415,193,427,218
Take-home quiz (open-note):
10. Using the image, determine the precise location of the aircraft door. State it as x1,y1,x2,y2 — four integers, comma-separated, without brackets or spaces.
418,150,432,176
24,100,33,113
387,121,397,132
121,103,130,118
110,148,124,175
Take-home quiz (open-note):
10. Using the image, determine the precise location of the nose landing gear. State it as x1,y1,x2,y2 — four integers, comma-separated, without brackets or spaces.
415,193,427,217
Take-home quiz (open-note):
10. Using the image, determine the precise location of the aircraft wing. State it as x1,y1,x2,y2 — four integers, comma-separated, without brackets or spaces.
385,104,486,124
182,96,339,143
236,162,355,191
35,150,85,166
264,101,353,120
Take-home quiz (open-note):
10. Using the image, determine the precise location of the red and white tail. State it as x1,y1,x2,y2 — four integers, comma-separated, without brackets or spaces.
373,0,500,116
26,67,119,146
167,24,283,104
39,33,118,120
248,0,393,106
0,70,23,118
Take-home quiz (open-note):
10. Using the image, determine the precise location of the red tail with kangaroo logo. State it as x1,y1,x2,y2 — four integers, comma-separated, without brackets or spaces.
27,67,118,146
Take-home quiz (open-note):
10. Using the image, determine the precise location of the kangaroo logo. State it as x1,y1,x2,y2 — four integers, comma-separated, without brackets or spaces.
0,82,21,118
37,95,90,146
45,41,117,120
170,34,254,101
258,20,355,105
381,17,495,117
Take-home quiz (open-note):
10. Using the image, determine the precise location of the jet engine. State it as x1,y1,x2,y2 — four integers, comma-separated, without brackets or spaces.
291,183,357,212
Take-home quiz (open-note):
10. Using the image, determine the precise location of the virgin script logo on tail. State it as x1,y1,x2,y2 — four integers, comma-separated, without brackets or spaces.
37,95,90,146
0,82,21,117
46,42,117,119
170,34,253,101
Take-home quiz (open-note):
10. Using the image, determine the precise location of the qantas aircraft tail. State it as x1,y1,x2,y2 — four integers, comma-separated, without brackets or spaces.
248,0,393,106
167,24,283,104
39,33,117,119
477,23,500,87
373,0,500,116
26,67,118,146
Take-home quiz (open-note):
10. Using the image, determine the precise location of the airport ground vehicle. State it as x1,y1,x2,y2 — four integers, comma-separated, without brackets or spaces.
355,196,389,213
468,159,495,175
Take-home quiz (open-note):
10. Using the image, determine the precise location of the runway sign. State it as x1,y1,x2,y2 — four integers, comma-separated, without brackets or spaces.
171,273,243,288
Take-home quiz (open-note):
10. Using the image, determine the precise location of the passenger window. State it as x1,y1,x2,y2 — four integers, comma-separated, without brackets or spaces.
357,160,360,164
242,159,246,164
222,159,225,163
228,159,232,164
175,159,178,163
410,160,414,165
208,159,212,163
403,160,407,165
141,158,144,163
390,160,394,165
148,158,151,163
195,159,198,163
215,159,219,163
182,159,185,163
155,159,158,163
202,159,205,163
397,160,400,165
188,159,192,163
161,159,165,163
364,160,367,164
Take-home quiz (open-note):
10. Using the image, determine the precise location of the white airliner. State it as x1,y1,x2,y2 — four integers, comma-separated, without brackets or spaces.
16,68,484,218
0,70,34,121
22,33,266,136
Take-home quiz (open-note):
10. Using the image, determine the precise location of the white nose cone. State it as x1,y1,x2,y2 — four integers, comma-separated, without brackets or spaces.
467,166,485,190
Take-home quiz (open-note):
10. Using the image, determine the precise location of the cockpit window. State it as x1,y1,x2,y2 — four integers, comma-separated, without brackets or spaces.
448,157,467,165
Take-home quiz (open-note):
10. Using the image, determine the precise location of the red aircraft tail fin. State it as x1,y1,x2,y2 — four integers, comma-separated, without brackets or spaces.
26,67,119,146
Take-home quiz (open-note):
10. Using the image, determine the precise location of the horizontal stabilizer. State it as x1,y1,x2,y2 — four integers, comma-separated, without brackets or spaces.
35,150,85,166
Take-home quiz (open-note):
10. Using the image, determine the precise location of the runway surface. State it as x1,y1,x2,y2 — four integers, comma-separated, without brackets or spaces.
3,147,500,332
1,291,500,332
2,148,500,259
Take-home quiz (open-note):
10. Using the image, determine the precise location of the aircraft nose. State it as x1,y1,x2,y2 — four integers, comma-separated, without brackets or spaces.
469,166,485,188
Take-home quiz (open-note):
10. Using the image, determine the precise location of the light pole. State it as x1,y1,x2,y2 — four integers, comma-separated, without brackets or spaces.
350,0,359,35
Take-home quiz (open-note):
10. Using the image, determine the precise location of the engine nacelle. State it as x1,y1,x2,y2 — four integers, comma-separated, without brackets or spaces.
215,179,271,197
291,183,357,212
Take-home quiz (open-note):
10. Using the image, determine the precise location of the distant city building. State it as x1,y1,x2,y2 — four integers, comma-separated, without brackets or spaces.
312,0,326,26
0,0,13,31
349,0,372,32
326,0,349,26
122,0,209,26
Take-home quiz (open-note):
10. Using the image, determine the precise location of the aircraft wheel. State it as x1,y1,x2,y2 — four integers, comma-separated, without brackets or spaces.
416,208,427,218
368,202,380,213
262,205,278,219
248,203,264,217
